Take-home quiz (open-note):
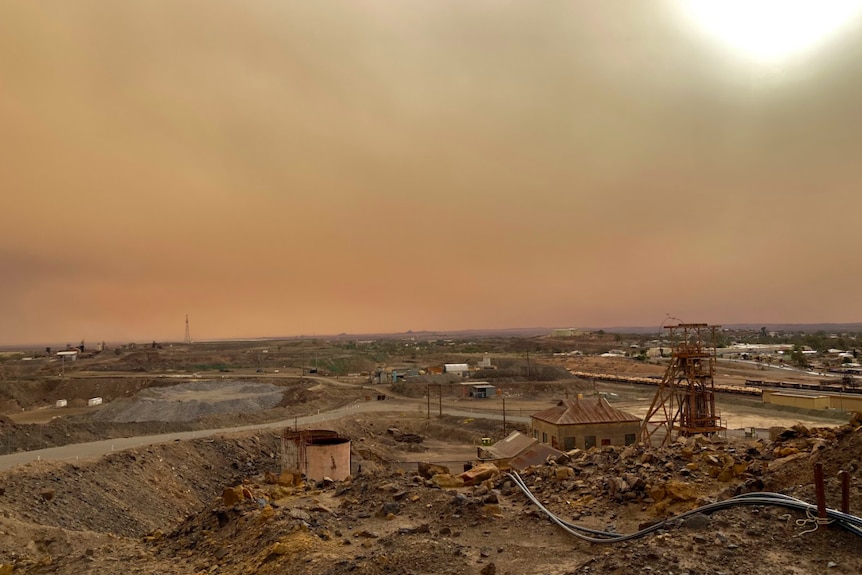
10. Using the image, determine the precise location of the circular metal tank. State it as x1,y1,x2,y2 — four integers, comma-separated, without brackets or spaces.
304,432,351,481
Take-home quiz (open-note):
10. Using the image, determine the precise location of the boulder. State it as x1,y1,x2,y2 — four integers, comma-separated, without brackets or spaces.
459,463,499,486
767,452,807,471
773,446,800,458
278,471,300,487
418,462,450,479
665,480,697,502
432,474,465,489
554,466,574,480
222,486,245,507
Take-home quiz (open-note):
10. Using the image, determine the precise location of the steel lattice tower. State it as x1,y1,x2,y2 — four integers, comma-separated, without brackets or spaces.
640,323,725,446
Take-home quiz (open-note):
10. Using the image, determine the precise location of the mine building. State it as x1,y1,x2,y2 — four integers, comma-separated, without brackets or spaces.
531,396,641,451
477,430,564,470
459,382,496,398
56,349,79,361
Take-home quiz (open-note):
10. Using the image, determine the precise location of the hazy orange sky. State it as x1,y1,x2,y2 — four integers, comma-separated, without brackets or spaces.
2,2,862,345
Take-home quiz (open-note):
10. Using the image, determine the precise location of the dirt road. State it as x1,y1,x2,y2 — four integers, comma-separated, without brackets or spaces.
0,397,529,471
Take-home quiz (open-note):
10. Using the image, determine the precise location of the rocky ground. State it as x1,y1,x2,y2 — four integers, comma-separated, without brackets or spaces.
0,413,859,575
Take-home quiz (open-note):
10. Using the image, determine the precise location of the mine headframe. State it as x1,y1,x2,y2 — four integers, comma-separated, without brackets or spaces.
640,323,726,446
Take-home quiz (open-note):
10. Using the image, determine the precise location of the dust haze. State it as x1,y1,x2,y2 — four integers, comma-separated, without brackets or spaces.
2,1,862,344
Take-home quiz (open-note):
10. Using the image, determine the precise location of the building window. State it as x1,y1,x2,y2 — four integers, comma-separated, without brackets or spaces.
533,429,538,439
585,435,596,449
563,436,575,451
624,433,636,445
601,438,611,446
542,432,548,443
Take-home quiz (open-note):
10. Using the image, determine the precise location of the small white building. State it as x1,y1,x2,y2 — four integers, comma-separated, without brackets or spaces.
444,363,469,376
56,350,79,361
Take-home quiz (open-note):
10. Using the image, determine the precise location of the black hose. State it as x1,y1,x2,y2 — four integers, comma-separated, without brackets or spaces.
506,471,862,543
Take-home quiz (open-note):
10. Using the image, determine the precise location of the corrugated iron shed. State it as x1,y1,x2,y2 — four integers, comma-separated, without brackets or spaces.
509,442,565,469
480,431,565,469
531,396,639,425
483,431,536,459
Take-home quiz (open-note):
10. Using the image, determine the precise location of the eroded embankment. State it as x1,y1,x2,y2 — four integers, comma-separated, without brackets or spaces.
0,430,282,538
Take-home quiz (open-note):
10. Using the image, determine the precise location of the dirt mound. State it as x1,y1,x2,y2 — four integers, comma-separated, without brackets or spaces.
92,380,286,423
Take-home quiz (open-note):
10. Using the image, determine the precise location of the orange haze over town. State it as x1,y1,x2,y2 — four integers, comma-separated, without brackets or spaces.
2,2,862,345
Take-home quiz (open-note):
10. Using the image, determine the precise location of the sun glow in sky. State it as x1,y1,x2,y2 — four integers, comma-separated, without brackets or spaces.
680,0,862,62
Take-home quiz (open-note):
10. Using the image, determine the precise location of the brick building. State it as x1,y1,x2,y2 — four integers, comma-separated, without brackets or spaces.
531,396,641,451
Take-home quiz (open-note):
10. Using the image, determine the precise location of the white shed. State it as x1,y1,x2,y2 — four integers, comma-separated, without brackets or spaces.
444,363,469,376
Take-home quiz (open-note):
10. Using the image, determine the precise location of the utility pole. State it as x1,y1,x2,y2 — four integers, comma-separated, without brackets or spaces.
184,314,191,344
438,384,443,418
502,396,507,436
526,351,531,380
426,384,431,420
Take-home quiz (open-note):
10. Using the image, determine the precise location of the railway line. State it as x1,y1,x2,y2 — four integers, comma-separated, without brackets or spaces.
569,371,761,396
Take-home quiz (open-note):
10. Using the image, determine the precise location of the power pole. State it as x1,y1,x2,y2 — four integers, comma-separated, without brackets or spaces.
502,396,507,436
426,384,431,420
184,314,191,344
438,384,443,418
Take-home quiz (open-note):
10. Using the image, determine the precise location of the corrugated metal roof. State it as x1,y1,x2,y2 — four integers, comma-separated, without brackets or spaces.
444,363,469,371
484,431,536,459
509,443,565,470
531,396,640,425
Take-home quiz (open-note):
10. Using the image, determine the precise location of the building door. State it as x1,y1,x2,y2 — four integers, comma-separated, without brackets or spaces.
585,436,596,449
563,436,575,451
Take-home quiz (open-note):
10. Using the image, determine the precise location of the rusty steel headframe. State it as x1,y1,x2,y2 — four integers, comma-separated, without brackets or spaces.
639,323,726,446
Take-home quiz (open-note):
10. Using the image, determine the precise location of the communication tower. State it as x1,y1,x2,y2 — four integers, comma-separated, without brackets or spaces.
184,314,192,344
